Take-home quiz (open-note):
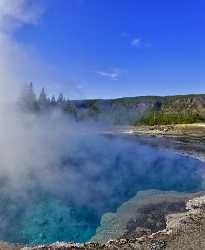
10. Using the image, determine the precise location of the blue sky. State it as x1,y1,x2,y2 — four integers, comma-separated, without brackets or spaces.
15,0,205,99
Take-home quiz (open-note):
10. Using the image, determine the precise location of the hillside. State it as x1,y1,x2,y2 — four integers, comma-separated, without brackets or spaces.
72,94,205,125
19,85,205,126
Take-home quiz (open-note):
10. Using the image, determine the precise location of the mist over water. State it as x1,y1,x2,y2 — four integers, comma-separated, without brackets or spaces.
0,130,204,244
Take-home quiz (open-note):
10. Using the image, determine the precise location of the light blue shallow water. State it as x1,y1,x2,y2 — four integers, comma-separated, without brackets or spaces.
0,135,204,244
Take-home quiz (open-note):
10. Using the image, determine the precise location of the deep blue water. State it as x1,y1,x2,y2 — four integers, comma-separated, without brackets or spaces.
0,135,204,244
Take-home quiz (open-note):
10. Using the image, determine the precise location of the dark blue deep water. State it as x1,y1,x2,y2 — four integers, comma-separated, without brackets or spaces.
0,135,204,244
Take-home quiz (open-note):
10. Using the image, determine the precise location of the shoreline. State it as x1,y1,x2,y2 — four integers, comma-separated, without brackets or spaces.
112,123,205,163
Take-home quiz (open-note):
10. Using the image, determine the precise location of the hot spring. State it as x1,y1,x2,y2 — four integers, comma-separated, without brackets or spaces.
0,135,204,245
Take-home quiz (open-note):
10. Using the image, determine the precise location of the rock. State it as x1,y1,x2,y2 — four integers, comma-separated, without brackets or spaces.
91,190,198,244
0,242,22,250
165,195,205,249
186,196,205,211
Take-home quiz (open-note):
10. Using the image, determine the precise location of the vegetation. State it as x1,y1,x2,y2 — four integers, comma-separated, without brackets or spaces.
19,82,76,115
136,111,205,126
19,83,205,126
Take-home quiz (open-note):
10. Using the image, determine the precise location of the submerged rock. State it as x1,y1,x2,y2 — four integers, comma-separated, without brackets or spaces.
91,190,200,244
0,241,22,250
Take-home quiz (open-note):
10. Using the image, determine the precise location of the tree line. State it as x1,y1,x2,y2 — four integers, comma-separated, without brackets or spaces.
136,110,204,126
19,83,77,116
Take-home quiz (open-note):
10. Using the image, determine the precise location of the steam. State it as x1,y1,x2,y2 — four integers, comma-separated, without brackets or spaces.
0,0,42,26
0,0,50,192
0,0,42,99
0,0,99,198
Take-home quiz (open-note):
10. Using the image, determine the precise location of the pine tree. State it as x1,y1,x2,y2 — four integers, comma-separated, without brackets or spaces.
38,88,49,110
57,93,64,105
19,82,38,111
51,96,57,107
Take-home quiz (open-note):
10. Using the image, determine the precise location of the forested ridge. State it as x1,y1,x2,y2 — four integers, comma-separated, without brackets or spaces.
20,83,205,125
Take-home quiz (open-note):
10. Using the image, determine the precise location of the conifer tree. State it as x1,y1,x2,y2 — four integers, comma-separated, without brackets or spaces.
38,88,49,110
51,96,56,106
57,93,64,105
20,82,38,111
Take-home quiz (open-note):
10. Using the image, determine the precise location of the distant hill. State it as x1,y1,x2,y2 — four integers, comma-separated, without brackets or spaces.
19,85,205,125
72,94,205,125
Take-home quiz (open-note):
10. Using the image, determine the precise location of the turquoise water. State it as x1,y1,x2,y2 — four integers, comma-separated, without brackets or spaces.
0,136,204,244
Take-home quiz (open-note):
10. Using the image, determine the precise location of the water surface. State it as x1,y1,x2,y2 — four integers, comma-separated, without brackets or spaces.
0,135,204,244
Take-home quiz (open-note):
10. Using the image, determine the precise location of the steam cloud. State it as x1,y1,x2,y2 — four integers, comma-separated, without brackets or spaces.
0,0,43,99
0,0,57,193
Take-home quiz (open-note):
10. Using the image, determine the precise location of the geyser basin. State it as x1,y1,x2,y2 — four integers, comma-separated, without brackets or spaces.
0,135,204,245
